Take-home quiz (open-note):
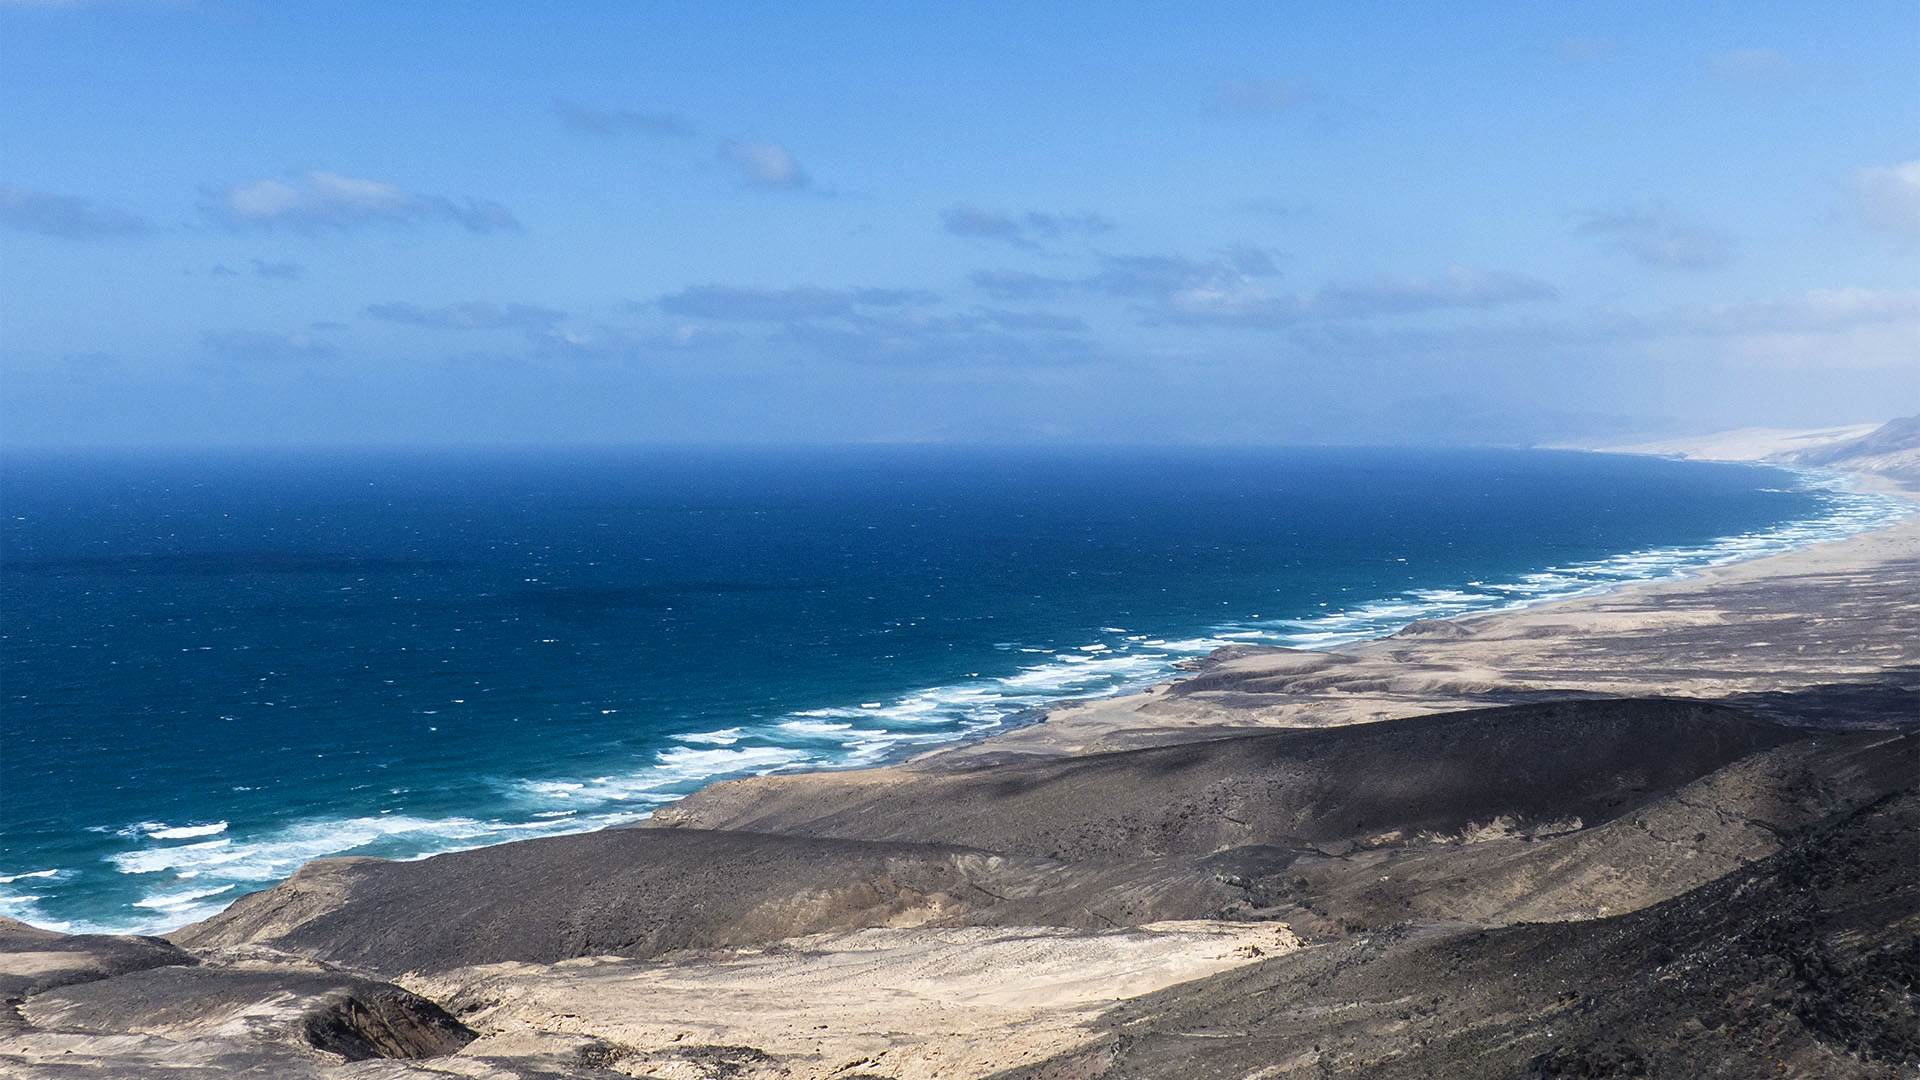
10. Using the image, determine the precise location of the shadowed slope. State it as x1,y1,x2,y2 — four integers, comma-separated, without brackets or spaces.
648,699,1803,859
169,829,1258,976
0,919,197,1003
996,790,1920,1080
169,700,1886,983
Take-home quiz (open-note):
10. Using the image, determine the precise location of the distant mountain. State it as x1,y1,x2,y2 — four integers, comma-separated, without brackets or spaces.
1777,415,1920,481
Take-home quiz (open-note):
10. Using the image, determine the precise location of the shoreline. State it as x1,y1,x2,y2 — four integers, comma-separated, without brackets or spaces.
15,450,1911,938
805,455,1913,772
9,425,1918,1078
649,455,1915,779
895,455,1918,766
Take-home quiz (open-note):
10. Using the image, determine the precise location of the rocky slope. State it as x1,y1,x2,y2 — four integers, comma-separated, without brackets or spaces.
1779,415,1920,481
995,790,1920,1080
4,694,1911,1078
0,919,474,1077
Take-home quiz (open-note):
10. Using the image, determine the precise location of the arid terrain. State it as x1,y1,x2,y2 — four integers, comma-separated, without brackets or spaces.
3,420,1915,1079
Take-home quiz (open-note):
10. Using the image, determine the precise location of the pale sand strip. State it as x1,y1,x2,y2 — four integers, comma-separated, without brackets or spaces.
405,921,1301,1080
1559,422,1884,462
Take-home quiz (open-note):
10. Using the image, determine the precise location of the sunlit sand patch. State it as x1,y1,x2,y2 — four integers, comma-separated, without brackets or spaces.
410,920,1303,1080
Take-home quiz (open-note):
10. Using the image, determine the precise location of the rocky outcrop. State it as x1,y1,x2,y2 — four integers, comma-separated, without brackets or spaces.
0,918,197,1001
0,928,474,1078
23,964,475,1062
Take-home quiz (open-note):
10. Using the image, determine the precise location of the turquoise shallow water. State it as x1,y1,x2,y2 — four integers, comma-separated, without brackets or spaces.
0,446,1907,932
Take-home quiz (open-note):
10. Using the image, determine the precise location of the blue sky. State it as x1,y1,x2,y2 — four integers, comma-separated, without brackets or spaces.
2,1,1915,446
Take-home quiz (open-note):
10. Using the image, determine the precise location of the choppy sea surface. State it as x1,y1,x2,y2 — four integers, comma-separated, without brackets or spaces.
1,447,1908,933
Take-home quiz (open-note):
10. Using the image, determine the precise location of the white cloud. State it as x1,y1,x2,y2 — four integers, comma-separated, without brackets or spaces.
1468,287,1920,372
556,100,692,137
1314,267,1558,316
940,205,1112,247
653,284,937,322
1854,161,1920,244
365,301,563,331
1653,288,1920,370
1170,267,1554,327
718,141,809,189
0,184,149,239
1091,248,1280,299
203,170,519,233
780,314,1100,368
968,246,1542,329
659,285,850,321
1677,286,1920,337
1578,205,1736,269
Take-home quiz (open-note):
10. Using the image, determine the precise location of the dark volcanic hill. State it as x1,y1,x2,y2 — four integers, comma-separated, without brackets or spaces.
646,699,1802,858
170,828,1261,975
170,700,1913,976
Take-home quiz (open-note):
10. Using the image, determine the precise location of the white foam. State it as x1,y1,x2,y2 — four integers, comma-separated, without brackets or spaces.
148,822,229,840
114,822,170,838
1154,637,1236,652
0,869,62,884
669,727,743,745
777,719,855,736
110,839,236,875
132,884,235,910
519,781,586,797
1251,473,1912,650
92,808,669,934
652,745,809,779
0,891,72,933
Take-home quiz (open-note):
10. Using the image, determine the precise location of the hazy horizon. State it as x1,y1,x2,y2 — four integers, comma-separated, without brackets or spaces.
3,2,1916,449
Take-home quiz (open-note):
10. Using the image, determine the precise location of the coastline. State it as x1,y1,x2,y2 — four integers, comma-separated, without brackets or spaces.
14,448,1897,940
6,425,1917,1079
890,454,1918,766
631,452,1913,777
628,453,1916,784
17,449,1909,939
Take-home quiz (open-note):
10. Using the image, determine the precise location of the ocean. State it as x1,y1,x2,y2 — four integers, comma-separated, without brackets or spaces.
0,446,1907,934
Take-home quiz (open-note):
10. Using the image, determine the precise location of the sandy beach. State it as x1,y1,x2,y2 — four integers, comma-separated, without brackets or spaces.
906,486,1917,763
4,422,1916,1079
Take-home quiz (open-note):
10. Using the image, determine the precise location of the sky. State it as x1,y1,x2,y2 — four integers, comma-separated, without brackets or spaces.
2,1,1916,448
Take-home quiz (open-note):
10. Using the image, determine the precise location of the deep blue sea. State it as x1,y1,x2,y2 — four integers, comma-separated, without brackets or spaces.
1,447,1907,933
